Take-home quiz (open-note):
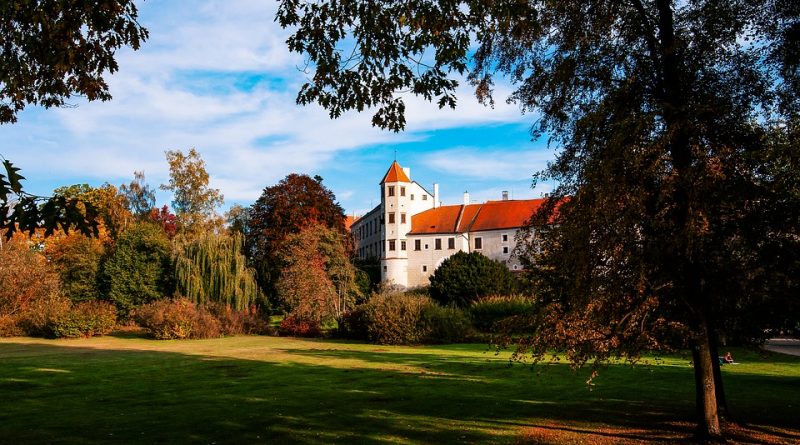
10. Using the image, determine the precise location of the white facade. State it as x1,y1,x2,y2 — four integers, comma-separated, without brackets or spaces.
350,161,541,288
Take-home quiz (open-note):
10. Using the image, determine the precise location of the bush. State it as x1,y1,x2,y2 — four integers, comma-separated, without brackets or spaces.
469,295,537,332
428,251,518,307
336,306,369,340
363,291,431,345
101,222,174,314
419,305,473,344
279,315,323,337
0,235,62,320
49,301,117,338
207,303,274,336
17,293,71,338
134,299,220,339
0,315,23,337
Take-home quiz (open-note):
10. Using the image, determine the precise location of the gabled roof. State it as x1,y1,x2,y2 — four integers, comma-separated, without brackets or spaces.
380,160,411,184
409,198,548,235
469,199,546,232
409,205,463,234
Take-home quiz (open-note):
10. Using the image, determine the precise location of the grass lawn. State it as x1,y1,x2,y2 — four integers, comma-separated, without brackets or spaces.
0,334,798,444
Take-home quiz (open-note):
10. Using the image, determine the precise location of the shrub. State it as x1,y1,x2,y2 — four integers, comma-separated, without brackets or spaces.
0,235,62,319
134,299,220,339
17,293,72,338
336,306,369,340
49,301,117,338
101,222,174,314
207,303,274,336
469,295,537,332
419,305,473,344
363,291,431,345
279,315,323,337
428,251,518,307
0,315,22,337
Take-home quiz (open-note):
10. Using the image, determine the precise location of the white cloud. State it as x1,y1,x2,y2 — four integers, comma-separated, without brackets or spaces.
1,0,543,206
423,146,553,181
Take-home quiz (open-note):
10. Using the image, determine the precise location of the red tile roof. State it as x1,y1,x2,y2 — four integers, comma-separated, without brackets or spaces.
409,199,548,234
409,205,462,234
344,215,358,231
381,161,411,183
469,199,547,232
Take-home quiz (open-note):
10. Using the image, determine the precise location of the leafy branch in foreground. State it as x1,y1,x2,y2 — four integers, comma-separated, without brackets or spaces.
0,159,98,240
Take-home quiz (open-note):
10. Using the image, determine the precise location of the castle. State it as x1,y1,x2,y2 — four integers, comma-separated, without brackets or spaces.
350,161,546,287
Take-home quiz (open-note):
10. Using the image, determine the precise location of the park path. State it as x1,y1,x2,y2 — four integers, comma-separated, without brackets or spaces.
762,338,800,357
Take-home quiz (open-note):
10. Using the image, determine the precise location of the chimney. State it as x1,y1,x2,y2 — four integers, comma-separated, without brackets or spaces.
403,167,410,179
502,190,509,201
433,183,439,208
463,191,470,205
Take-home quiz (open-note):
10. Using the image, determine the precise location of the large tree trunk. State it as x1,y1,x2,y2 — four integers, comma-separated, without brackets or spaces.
692,317,723,439
707,315,729,418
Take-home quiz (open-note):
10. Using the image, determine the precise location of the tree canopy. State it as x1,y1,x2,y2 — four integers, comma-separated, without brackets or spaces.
247,174,347,296
277,0,799,438
160,148,224,234
0,0,148,123
428,251,518,307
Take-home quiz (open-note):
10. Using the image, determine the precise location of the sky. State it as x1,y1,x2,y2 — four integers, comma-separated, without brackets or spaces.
1,0,557,217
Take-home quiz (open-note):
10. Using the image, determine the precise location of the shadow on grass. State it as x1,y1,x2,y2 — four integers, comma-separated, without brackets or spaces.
0,340,797,445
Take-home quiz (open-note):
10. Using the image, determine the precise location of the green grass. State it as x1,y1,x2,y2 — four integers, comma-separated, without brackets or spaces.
0,335,798,444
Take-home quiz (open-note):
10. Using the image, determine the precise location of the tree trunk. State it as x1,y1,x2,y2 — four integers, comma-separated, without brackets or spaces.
692,319,723,439
707,316,729,418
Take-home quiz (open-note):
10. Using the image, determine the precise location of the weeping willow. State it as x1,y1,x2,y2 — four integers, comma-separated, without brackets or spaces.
174,232,262,311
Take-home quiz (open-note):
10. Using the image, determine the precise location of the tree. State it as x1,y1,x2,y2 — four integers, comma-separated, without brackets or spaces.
160,148,224,234
428,251,518,307
53,183,132,239
1,160,99,240
119,171,157,219
225,204,250,236
277,0,798,438
148,205,178,239
174,232,265,312
248,174,347,296
0,0,148,123
45,230,106,302
276,223,357,323
0,1,147,238
101,221,173,314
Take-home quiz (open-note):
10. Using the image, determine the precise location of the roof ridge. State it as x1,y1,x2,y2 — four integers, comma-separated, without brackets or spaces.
453,204,466,233
463,203,484,232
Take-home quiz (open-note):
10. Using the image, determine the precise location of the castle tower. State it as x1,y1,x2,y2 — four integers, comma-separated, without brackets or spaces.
380,161,411,286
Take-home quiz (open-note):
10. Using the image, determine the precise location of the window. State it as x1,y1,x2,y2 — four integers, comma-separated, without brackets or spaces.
503,246,509,254
435,238,442,250
401,240,406,251
383,266,387,272
474,237,483,250
400,187,406,196
422,194,427,200
502,233,508,242
422,265,427,272
424,244,429,249
448,237,455,249
400,213,406,224
411,194,415,200
388,212,395,224
512,265,518,270
388,186,395,196
389,240,396,251
414,240,421,251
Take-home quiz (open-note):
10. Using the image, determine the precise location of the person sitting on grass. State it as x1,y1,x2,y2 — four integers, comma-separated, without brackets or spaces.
719,352,735,365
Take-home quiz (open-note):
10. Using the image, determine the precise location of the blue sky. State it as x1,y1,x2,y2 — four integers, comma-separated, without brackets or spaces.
1,0,557,216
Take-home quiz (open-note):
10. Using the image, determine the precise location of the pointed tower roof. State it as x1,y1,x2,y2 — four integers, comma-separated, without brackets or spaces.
380,160,411,183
